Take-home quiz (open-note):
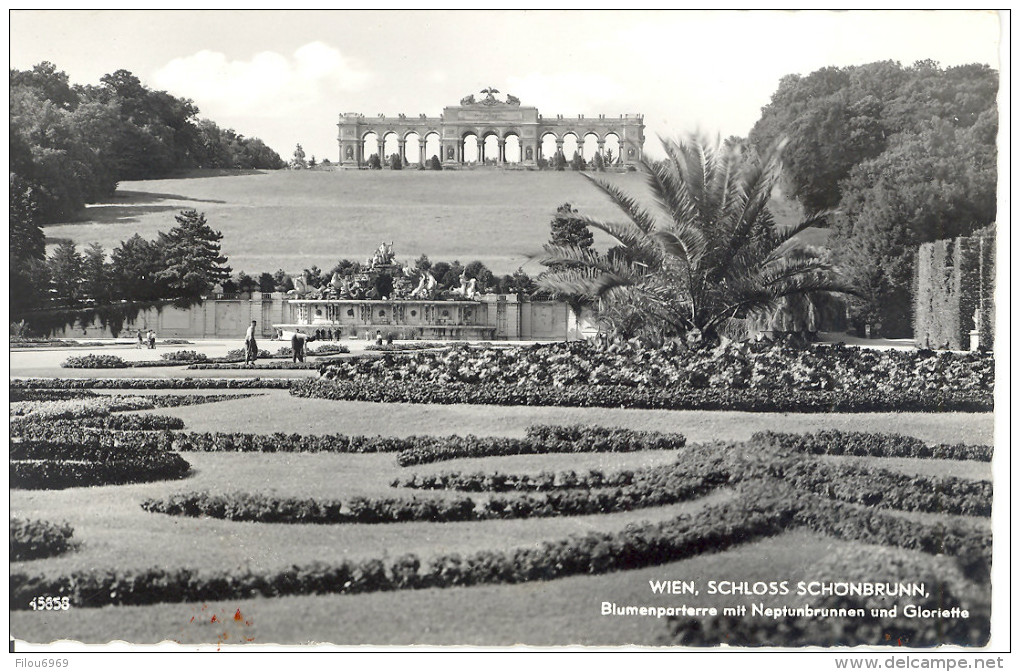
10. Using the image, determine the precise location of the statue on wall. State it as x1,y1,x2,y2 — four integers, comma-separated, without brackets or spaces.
410,271,437,299
460,94,476,105
481,87,500,105
289,274,308,297
452,271,481,299
447,146,455,159
345,146,354,159
525,146,533,160
506,94,520,106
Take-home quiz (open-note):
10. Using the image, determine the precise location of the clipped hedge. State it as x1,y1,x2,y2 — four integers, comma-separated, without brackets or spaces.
12,484,800,610
160,350,208,363
141,462,727,524
664,541,990,647
188,361,325,370
10,518,76,561
8,389,97,402
10,378,294,390
293,378,992,413
364,342,444,352
60,354,130,369
751,430,992,462
11,414,184,434
9,397,156,422
299,340,993,412
782,460,991,517
795,495,992,583
11,438,191,490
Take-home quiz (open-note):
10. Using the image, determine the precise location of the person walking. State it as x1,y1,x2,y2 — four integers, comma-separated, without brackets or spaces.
136,329,144,349
244,320,259,367
147,330,156,349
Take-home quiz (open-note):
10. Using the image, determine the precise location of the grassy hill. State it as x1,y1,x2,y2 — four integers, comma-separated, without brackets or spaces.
43,168,823,277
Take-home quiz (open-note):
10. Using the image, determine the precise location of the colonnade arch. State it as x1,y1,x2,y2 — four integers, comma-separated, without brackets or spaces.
362,132,381,163
338,92,644,168
462,133,480,163
424,132,441,164
503,134,522,163
382,132,400,164
561,133,579,160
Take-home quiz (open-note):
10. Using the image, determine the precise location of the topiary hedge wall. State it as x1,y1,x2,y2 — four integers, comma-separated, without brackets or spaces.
915,232,994,351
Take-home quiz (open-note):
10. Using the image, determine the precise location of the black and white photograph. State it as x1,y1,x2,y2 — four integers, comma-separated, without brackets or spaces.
8,8,1008,664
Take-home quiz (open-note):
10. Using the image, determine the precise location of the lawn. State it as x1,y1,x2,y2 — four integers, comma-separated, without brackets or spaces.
10,388,994,646
41,169,814,277
10,531,980,646
148,389,995,446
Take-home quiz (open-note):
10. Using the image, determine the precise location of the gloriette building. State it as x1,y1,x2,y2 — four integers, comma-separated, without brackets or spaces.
337,88,645,168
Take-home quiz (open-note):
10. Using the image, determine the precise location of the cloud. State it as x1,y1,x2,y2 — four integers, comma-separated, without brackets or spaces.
153,41,372,118
505,73,628,115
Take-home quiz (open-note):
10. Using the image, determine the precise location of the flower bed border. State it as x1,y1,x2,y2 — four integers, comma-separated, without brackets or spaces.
292,378,992,413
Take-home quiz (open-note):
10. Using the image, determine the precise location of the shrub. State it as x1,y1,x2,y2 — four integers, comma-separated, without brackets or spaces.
12,485,797,610
10,518,76,560
298,340,993,412
225,348,273,360
60,354,129,369
160,350,208,363
11,437,192,490
364,342,444,352
11,414,184,433
188,361,323,370
310,343,350,355
663,538,990,647
9,397,156,421
8,389,97,402
10,378,294,390
751,430,992,462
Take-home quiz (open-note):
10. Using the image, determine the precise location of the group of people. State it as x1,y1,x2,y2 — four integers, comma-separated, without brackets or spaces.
310,328,344,341
136,329,156,349
243,320,317,366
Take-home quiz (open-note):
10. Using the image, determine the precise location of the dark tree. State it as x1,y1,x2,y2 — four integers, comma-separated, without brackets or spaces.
155,210,231,299
110,234,165,301
367,153,382,169
236,271,258,294
464,261,494,291
81,242,111,304
48,241,84,306
413,254,432,275
329,259,361,277
548,203,594,251
258,272,277,293
440,261,464,289
291,144,307,169
10,174,46,261
428,155,442,170
10,175,51,315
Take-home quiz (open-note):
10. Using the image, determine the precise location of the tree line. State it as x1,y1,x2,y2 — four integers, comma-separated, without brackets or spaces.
12,209,231,317
749,59,998,337
10,62,286,225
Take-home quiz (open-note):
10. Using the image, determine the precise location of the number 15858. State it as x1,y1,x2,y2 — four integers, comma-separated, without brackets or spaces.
30,597,70,610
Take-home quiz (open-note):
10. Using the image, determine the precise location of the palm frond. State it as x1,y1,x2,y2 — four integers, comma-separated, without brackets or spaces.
582,173,659,234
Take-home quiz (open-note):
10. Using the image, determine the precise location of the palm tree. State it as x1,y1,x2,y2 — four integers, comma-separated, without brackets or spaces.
537,134,854,343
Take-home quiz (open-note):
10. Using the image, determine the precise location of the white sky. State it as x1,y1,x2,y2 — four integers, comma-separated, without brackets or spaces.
9,10,1003,162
